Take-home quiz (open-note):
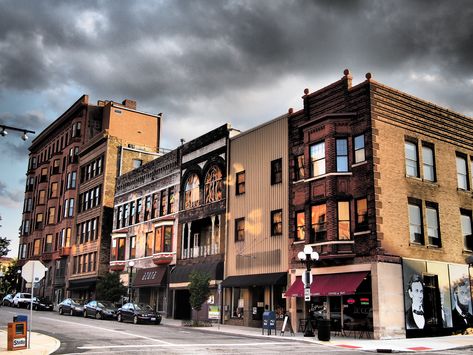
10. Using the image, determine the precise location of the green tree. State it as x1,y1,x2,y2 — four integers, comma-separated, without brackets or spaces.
95,272,126,302
0,261,20,295
188,270,211,313
0,215,11,257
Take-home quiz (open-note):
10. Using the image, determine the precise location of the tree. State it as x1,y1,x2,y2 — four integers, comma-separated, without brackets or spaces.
95,272,127,302
0,215,11,257
0,261,20,295
188,270,211,313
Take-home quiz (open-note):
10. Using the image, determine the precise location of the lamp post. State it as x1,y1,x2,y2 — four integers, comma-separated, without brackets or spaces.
0,124,35,141
298,245,319,337
17,269,22,293
128,261,135,303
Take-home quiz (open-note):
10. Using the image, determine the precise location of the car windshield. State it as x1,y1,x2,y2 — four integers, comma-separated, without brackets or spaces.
22,294,31,299
137,304,153,311
98,301,113,308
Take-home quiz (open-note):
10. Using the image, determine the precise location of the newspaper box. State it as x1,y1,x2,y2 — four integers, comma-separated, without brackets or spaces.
7,321,27,351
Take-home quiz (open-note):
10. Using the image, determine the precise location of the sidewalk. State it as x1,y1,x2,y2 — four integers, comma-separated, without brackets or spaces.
1,318,472,354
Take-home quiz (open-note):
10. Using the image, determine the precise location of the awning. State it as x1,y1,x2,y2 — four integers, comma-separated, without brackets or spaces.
170,261,223,284
133,266,167,287
285,272,369,297
67,277,97,290
221,272,287,288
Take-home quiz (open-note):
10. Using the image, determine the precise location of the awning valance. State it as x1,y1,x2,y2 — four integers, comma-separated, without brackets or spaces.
169,261,223,284
68,277,97,290
221,272,287,288
285,272,369,297
133,266,167,287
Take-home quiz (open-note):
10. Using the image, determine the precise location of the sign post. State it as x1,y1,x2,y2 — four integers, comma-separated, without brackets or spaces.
21,260,47,349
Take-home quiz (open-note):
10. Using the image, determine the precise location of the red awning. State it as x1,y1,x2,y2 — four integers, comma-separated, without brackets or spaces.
285,272,368,297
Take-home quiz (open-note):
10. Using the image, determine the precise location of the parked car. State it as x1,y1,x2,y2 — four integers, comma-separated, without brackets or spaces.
27,297,54,311
58,298,84,316
117,303,162,325
12,293,31,308
83,300,118,320
2,294,14,307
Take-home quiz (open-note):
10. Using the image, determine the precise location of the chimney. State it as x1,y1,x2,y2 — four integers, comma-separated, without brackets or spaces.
122,99,137,110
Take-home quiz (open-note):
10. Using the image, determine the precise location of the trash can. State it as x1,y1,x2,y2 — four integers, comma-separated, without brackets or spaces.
317,319,330,341
13,315,28,323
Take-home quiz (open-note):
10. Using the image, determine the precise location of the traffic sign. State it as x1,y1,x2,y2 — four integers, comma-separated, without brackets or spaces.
21,260,47,283
304,287,311,301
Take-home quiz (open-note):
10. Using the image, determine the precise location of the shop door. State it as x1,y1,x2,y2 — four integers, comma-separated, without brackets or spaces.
174,289,191,320
329,296,342,331
251,286,264,321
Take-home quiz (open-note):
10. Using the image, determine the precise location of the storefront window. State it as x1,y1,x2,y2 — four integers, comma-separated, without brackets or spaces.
231,288,243,318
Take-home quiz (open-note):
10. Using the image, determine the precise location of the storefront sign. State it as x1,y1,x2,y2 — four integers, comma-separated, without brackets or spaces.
208,305,220,320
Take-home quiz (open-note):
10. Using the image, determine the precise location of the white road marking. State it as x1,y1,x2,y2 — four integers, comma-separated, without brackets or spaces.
38,316,172,345
78,342,295,349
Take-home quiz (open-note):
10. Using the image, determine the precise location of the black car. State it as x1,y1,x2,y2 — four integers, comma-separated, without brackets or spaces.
58,298,84,316
117,303,162,325
27,297,54,311
2,294,14,307
83,300,118,320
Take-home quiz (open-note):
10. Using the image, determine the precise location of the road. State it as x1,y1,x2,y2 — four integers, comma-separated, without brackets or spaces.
1,307,472,354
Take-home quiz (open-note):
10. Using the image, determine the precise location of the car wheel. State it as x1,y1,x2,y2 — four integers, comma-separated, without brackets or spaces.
117,314,122,322
83,310,87,318
155,319,161,325
59,307,63,315
133,315,139,325
95,312,102,320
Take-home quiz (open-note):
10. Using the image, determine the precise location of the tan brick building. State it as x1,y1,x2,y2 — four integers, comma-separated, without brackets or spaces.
287,70,473,338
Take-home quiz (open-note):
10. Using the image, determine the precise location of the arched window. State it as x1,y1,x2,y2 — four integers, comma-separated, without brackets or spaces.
204,166,223,203
185,174,200,209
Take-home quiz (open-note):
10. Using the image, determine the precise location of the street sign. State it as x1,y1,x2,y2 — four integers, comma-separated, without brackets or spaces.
21,260,47,283
304,287,311,301
301,270,313,286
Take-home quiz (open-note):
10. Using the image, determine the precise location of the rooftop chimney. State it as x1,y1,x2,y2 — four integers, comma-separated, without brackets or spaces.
122,99,137,110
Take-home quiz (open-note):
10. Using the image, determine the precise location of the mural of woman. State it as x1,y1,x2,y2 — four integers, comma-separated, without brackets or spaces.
406,273,425,329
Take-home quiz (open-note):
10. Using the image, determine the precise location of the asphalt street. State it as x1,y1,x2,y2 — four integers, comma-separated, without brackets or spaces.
1,306,472,354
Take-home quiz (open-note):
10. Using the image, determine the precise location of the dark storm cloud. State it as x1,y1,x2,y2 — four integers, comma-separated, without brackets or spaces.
0,179,23,207
0,0,472,122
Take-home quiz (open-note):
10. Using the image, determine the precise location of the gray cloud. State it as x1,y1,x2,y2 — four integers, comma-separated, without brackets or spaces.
0,179,23,208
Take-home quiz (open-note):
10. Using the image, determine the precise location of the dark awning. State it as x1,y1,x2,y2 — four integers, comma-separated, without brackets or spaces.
68,277,97,290
134,266,167,287
170,261,223,284
285,272,369,297
221,272,287,288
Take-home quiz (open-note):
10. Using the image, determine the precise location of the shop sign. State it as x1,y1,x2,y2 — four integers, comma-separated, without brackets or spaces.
208,305,220,320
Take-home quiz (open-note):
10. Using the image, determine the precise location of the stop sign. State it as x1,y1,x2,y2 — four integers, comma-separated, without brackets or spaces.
21,260,47,283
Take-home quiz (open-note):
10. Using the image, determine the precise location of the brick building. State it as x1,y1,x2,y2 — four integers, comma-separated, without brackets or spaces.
286,70,473,338
19,95,161,302
110,147,180,316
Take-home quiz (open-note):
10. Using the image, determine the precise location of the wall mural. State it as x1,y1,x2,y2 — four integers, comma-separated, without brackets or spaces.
449,264,473,331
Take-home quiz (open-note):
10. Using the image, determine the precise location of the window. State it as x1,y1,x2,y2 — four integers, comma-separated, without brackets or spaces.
133,159,142,169
40,167,48,182
205,166,223,203
52,159,60,174
405,141,419,177
35,213,44,229
117,206,123,228
129,236,136,259
184,174,200,209
145,232,154,256
129,201,135,225
47,207,56,224
461,210,473,251
338,201,350,240
310,142,325,177
152,193,159,219
50,182,58,198
117,237,126,260
456,154,469,190
144,196,151,221
426,203,441,247
160,190,167,216
271,158,283,185
164,226,173,252
135,199,142,223
311,204,327,242
422,144,436,182
235,218,245,241
169,188,176,214
124,204,130,227
65,228,71,247
354,134,366,163
33,239,41,256
236,171,245,195
271,209,283,236
44,234,53,253
38,190,46,205
294,155,305,181
68,198,74,217
295,211,305,241
336,139,348,172
154,227,162,253
408,202,423,244
70,171,77,188
355,198,368,231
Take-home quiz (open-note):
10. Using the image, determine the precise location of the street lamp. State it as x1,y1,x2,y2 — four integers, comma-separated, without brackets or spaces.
0,124,35,140
298,245,319,337
17,269,22,293
128,261,135,303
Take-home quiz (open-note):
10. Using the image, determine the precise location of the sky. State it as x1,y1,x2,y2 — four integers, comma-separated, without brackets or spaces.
1,0,472,258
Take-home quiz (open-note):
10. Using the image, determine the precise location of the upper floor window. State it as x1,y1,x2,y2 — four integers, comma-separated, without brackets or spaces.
47,207,56,225
145,232,154,256
72,122,81,138
310,142,325,177
426,203,441,247
40,167,48,183
338,201,350,240
235,218,245,242
355,198,368,232
236,171,245,195
456,154,469,190
460,210,473,251
336,139,348,172
295,211,305,242
52,159,60,175
169,188,176,214
50,182,58,198
354,134,366,163
311,204,326,242
136,199,142,223
271,209,282,236
129,236,136,259
117,205,123,229
205,166,223,203
33,239,41,256
44,234,53,253
133,159,142,169
294,155,305,181
184,173,200,209
408,201,423,244
405,141,419,177
144,196,152,221
35,213,44,229
271,158,283,185
422,144,436,182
